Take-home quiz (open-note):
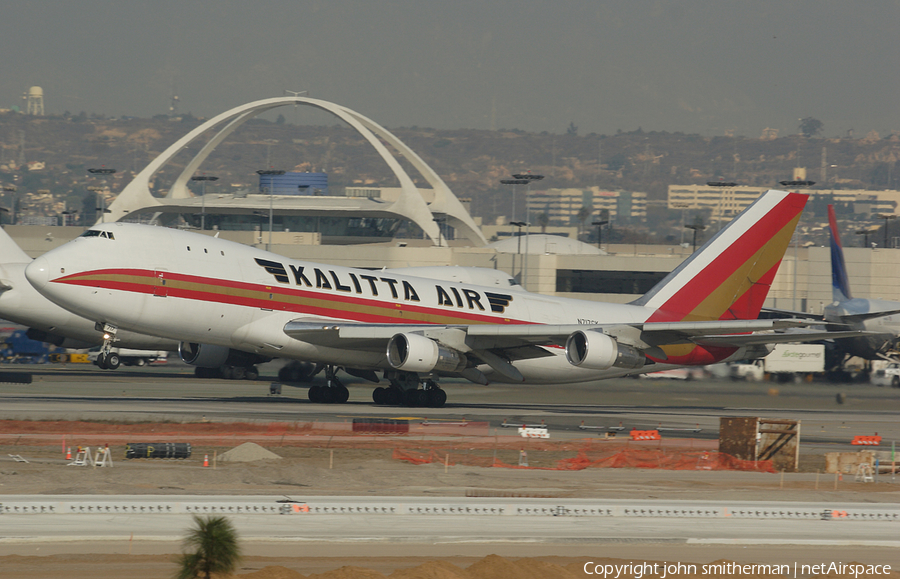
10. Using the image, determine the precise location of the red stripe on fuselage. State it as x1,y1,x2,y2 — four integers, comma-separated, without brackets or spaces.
51,268,534,326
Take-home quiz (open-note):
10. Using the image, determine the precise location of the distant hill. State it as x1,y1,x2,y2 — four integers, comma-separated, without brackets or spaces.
1,113,898,230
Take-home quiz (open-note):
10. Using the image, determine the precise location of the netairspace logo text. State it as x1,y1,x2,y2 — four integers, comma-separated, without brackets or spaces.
582,561,891,578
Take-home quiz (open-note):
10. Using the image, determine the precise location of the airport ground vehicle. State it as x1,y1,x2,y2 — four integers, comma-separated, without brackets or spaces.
89,348,167,367
725,344,825,382
870,362,900,387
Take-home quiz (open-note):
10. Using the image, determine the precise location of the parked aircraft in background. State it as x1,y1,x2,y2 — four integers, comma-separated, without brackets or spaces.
823,204,900,360
25,190,866,407
0,226,179,368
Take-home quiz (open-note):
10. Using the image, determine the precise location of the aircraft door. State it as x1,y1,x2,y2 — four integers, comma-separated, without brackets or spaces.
153,270,168,297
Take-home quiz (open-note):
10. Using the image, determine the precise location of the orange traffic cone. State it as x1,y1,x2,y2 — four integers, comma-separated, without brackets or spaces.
203,454,209,467
66,447,72,460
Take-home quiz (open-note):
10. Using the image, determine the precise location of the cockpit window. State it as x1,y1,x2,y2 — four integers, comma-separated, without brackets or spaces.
79,230,115,240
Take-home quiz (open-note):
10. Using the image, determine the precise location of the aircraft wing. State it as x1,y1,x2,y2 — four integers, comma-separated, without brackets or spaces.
761,307,825,321
283,318,846,378
694,329,882,347
837,308,900,324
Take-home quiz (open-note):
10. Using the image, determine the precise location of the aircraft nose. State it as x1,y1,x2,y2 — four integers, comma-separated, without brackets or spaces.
24,256,50,291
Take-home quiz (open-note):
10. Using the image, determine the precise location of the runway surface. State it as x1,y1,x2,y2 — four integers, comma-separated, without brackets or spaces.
1,362,899,449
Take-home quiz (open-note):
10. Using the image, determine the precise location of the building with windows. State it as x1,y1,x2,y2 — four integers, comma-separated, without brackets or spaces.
669,184,900,219
527,187,647,225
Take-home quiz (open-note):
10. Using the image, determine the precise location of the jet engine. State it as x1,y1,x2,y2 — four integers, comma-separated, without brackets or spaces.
386,333,467,373
565,330,645,370
179,342,270,368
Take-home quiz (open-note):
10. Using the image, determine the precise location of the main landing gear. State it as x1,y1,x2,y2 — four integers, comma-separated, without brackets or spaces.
307,365,350,404
372,374,446,408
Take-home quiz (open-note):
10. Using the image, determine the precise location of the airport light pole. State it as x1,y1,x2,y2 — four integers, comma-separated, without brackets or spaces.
592,219,609,251
684,222,706,253
191,175,218,231
510,221,527,282
500,178,530,224
878,214,897,249
512,173,544,229
88,167,116,223
257,169,285,251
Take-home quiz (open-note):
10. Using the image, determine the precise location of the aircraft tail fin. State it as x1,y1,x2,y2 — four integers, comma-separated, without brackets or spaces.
828,204,852,302
633,189,807,322
0,226,33,264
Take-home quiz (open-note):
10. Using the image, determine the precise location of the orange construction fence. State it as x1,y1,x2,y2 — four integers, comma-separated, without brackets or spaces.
851,435,881,446
392,445,774,473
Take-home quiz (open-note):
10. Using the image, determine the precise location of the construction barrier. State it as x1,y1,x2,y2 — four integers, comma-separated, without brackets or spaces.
351,418,409,434
124,442,192,459
851,435,882,446
630,429,661,441
518,427,549,439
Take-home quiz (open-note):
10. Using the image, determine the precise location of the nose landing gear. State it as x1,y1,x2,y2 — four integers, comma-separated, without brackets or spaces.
95,323,120,370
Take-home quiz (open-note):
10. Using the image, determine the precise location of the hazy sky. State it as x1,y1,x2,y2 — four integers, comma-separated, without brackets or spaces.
2,0,898,137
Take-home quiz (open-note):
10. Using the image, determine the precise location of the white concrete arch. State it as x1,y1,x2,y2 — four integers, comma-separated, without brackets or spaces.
105,97,485,245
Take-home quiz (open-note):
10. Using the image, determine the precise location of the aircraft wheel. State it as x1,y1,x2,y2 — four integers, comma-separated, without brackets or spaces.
245,367,259,380
385,388,403,406
373,387,387,404
334,384,350,404
105,352,121,370
96,353,108,369
403,389,427,407
427,388,447,408
308,385,322,403
231,366,246,380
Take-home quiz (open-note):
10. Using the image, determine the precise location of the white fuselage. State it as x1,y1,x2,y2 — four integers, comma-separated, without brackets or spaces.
25,223,744,383
0,261,177,351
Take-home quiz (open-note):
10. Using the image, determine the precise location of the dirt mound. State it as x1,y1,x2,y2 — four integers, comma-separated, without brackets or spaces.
467,554,579,579
241,565,307,579
219,442,282,462
389,560,471,579
309,566,388,579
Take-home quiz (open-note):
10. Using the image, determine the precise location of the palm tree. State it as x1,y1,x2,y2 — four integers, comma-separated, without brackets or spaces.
175,516,241,579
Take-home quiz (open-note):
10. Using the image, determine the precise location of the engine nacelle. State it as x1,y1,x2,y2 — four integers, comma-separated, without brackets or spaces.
386,333,467,373
179,342,231,368
565,330,646,370
179,342,272,368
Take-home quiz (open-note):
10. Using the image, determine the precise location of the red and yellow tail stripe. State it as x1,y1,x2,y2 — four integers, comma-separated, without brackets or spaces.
641,190,807,364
